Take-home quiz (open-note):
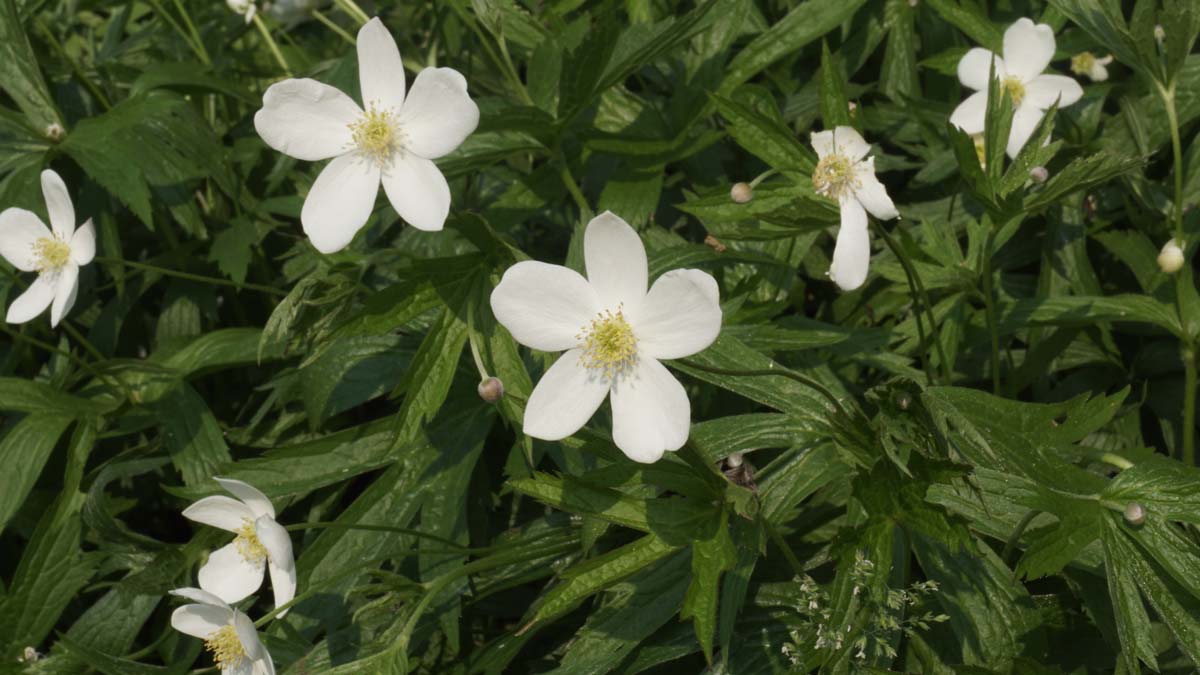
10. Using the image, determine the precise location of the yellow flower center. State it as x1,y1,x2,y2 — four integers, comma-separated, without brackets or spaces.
812,154,858,201
234,518,268,564
204,624,246,670
1070,52,1095,76
972,134,987,168
33,237,70,271
349,106,401,163
578,308,637,378
1001,76,1026,107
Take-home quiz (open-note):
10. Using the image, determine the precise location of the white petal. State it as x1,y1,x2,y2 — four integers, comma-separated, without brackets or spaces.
169,587,231,608
41,170,75,239
70,219,95,266
254,79,360,161
0,208,51,272
398,68,479,159
829,197,870,291
1006,105,1045,158
233,610,264,661
1002,18,1056,82
198,542,266,604
957,48,1005,91
49,263,79,328
215,477,276,519
584,211,647,310
357,17,406,111
522,350,610,441
630,270,721,361
182,495,256,532
490,261,600,352
830,126,870,161
170,604,230,639
810,130,834,159
255,646,277,675
949,90,988,135
255,516,296,616
610,358,690,463
852,158,899,220
6,273,55,324
1090,63,1109,82
301,153,381,254
1023,74,1084,110
380,155,450,232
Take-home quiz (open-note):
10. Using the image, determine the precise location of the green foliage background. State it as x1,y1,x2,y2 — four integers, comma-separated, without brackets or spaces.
1,0,1199,673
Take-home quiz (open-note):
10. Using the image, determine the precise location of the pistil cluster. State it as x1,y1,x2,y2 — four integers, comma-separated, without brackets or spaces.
578,308,638,378
234,519,268,564
204,625,247,670
350,106,402,164
33,237,70,272
1001,76,1026,107
811,153,858,201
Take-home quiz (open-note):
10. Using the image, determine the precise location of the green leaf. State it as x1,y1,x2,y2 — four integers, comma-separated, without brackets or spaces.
711,93,815,172
1022,151,1144,212
154,384,232,487
818,41,852,129
0,0,61,130
922,0,1002,49
0,414,74,533
996,294,1181,337
389,305,469,448
0,378,113,415
681,509,736,663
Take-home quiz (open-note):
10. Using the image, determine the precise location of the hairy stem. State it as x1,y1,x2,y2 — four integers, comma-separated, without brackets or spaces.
981,227,1001,395
96,257,287,297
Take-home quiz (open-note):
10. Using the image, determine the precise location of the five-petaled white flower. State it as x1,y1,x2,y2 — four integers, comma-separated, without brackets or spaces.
170,588,276,675
227,0,257,23
254,17,479,254
809,126,898,291
1070,52,1113,82
490,212,722,463
0,170,95,327
950,18,1083,158
182,477,295,615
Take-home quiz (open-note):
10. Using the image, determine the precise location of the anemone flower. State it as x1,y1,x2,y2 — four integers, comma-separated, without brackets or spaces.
170,588,275,675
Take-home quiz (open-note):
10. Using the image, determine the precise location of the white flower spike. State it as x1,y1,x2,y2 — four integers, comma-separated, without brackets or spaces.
170,588,276,675
809,126,899,291
1070,52,1113,82
949,18,1083,158
0,170,95,327
254,17,479,253
227,0,257,23
490,212,722,463
182,477,295,615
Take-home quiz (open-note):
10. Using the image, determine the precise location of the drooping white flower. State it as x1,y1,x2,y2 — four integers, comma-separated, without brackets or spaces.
227,0,257,23
809,126,899,291
949,18,1083,158
254,17,479,254
1070,52,1113,82
169,588,276,675
0,170,95,327
1158,239,1185,274
182,477,295,615
489,212,722,463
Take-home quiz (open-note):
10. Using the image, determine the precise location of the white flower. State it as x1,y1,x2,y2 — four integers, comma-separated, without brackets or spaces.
227,0,257,23
170,588,275,675
1070,52,1113,82
949,18,1083,158
182,477,295,615
809,126,899,291
1158,239,1185,274
266,0,321,25
489,212,722,463
0,170,95,327
253,17,479,254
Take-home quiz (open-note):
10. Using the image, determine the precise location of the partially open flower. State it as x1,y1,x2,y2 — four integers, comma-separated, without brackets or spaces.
0,170,95,327
1158,239,1185,274
809,126,899,291
182,478,295,616
227,0,257,23
1070,52,1113,82
490,212,722,463
254,17,479,253
950,18,1083,158
170,588,275,675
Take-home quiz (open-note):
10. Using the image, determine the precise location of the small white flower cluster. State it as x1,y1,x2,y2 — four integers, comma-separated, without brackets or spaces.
168,478,291,675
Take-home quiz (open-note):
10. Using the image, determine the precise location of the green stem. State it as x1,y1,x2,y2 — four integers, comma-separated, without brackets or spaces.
170,0,211,65
558,161,592,219
252,14,293,76
677,359,848,417
145,0,209,64
1159,83,1185,240
36,20,111,111
763,519,807,579
1002,509,1039,565
61,320,105,362
311,9,357,45
95,257,287,297
1185,347,1197,466
981,227,1001,395
331,0,370,25
284,522,471,550
873,222,949,385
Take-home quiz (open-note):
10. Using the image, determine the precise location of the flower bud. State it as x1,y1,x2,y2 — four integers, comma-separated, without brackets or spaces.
730,182,753,204
1124,502,1146,526
1029,166,1048,183
1158,239,1185,274
43,122,64,142
1154,24,1165,44
477,377,505,403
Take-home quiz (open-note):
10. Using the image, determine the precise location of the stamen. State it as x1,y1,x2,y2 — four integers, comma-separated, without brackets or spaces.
577,307,638,378
1000,76,1026,107
33,237,70,272
233,518,268,564
1070,52,1095,76
204,625,246,670
812,154,859,201
349,105,401,163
